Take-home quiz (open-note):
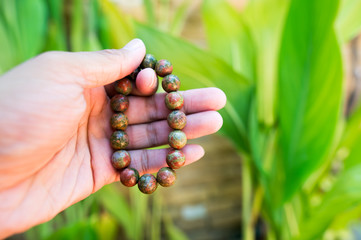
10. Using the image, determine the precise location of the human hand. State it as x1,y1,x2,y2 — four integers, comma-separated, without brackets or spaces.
0,39,226,238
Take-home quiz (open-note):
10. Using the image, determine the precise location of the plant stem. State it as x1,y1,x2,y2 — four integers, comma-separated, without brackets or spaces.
251,185,264,225
284,203,299,238
242,154,254,240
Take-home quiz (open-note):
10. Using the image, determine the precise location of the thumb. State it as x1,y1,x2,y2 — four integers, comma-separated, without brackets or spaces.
41,39,146,88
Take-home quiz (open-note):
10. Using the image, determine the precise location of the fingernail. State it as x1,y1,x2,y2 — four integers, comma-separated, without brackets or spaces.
148,72,157,88
123,39,143,51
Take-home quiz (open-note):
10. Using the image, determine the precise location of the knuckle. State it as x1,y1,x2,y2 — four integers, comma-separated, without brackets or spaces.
146,95,159,121
140,150,151,174
146,122,159,147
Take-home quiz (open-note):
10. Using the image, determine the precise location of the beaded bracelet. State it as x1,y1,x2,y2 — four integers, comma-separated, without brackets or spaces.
109,54,187,194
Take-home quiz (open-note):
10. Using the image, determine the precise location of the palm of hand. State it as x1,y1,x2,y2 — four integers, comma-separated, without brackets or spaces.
0,43,225,237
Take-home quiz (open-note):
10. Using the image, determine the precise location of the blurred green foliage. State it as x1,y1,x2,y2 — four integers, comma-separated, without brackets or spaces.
2,0,361,239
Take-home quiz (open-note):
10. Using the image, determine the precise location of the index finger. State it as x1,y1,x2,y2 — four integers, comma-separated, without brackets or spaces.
125,87,227,125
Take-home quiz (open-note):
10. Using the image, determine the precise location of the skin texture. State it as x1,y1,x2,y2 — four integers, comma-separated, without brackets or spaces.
166,149,186,169
156,167,176,187
0,39,226,238
115,78,132,95
138,174,157,194
162,74,180,92
165,92,184,110
111,150,131,169
128,67,141,81
167,110,186,130
120,168,139,187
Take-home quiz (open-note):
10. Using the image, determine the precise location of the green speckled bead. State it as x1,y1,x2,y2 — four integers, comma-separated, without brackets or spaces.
138,174,158,194
110,131,129,150
157,167,176,187
110,94,129,112
167,110,186,130
110,113,128,130
166,149,186,169
115,78,132,95
128,67,141,81
141,54,157,69
168,130,187,149
162,74,180,92
165,92,184,110
120,168,139,187
111,150,131,169
155,59,173,77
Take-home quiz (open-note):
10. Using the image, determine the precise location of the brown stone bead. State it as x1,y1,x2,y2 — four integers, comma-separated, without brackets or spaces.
166,149,186,169
138,174,158,194
111,150,131,170
165,92,184,110
167,110,186,130
120,168,139,187
110,94,129,112
157,167,176,187
110,131,129,150
115,78,132,95
162,74,180,92
128,67,141,81
168,130,187,149
155,59,173,77
110,113,128,130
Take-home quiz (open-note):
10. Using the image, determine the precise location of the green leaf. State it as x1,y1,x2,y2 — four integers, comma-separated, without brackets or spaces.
143,0,156,27
135,23,253,152
97,0,134,49
0,0,47,71
202,0,256,82
45,220,98,240
336,0,361,42
16,0,47,59
96,184,134,239
278,0,343,201
169,0,191,36
43,0,67,51
298,165,361,240
95,213,118,240
338,105,361,170
242,0,290,126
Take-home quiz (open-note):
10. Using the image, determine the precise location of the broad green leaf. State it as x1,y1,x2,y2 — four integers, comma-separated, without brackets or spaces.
16,0,47,59
164,214,189,240
278,0,343,201
242,0,289,126
70,0,85,51
98,0,134,49
0,18,15,73
43,0,67,51
338,105,361,170
144,0,156,27
202,0,256,82
135,23,253,152
95,213,118,240
298,165,361,240
336,0,361,42
45,220,98,240
0,0,47,71
169,0,192,36
96,184,134,239
130,187,149,240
